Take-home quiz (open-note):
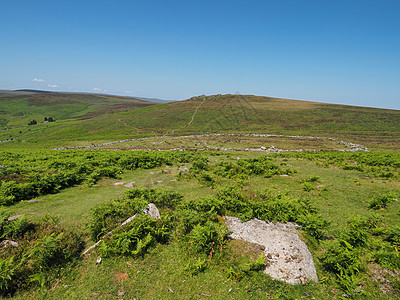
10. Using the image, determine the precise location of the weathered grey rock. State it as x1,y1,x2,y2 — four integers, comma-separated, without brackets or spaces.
26,199,45,203
8,214,22,221
224,216,318,284
0,240,19,248
124,182,134,188
143,203,161,220
178,166,189,172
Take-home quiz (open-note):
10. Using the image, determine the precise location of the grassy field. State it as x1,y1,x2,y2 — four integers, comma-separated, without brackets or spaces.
1,94,399,151
0,149,399,299
0,93,399,299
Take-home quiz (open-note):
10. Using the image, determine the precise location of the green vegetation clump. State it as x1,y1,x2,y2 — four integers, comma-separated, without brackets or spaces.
99,214,169,257
368,192,398,210
0,150,197,206
282,151,400,179
0,148,398,298
214,156,296,179
0,213,84,296
88,188,183,240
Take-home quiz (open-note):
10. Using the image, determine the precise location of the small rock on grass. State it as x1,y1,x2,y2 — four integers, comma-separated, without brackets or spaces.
8,214,22,221
143,203,161,219
0,240,19,248
26,199,45,203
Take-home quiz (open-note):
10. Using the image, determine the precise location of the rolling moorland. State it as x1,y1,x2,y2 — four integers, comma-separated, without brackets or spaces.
0,91,399,299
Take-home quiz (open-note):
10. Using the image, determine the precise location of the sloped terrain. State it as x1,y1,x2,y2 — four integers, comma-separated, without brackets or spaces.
0,91,155,128
0,92,399,299
2,94,398,151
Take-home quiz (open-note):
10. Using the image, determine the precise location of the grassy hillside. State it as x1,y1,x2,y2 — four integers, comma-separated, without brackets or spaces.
0,91,155,128
1,94,398,151
1,93,400,299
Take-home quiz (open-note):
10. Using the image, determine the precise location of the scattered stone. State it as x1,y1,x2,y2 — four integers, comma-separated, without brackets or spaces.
268,146,281,153
121,214,138,226
149,172,155,175
83,240,103,256
143,203,161,220
299,276,309,285
224,216,318,284
26,199,45,203
0,165,6,169
260,146,267,151
96,257,102,264
113,182,124,186
178,166,189,172
0,240,19,248
156,180,163,183
280,175,289,177
54,133,369,152
124,182,134,188
316,184,324,188
118,290,126,297
8,214,22,221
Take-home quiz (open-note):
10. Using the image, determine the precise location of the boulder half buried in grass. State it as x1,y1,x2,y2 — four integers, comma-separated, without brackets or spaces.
224,216,318,284
143,203,161,220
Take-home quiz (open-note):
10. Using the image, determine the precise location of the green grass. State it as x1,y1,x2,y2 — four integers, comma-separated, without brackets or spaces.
1,94,399,151
1,93,400,299
2,150,399,299
0,92,155,129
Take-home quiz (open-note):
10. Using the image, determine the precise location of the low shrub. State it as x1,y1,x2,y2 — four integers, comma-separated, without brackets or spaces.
373,245,400,270
184,258,207,276
99,215,169,257
88,188,183,240
368,192,397,210
384,225,400,246
341,214,380,247
297,213,330,240
0,257,15,292
0,216,84,295
189,220,228,254
320,239,362,277
214,157,296,179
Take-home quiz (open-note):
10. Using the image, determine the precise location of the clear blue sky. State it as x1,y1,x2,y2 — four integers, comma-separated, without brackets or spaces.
1,0,399,109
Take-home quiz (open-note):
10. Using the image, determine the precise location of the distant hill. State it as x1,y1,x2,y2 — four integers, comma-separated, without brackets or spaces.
134,96,173,104
15,89,53,93
0,90,172,103
0,93,399,150
0,91,156,128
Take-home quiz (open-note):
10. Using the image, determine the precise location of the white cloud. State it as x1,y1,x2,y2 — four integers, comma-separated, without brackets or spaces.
32,78,44,82
48,84,58,88
92,88,102,91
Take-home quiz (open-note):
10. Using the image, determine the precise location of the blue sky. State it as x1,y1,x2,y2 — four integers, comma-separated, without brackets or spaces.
1,0,399,109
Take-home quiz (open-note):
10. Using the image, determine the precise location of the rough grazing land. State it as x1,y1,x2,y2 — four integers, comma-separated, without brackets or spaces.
225,216,318,285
